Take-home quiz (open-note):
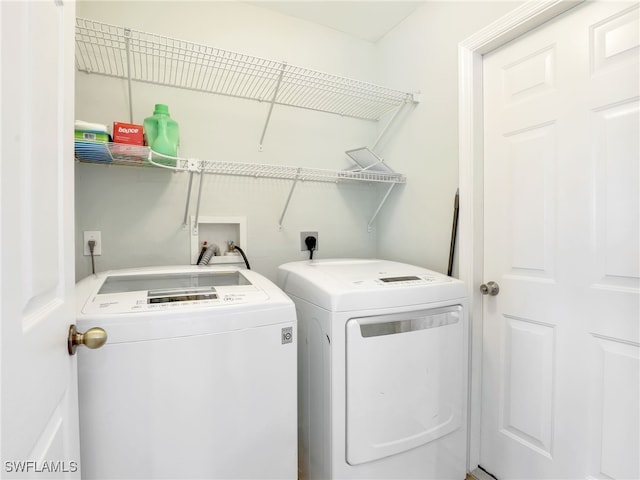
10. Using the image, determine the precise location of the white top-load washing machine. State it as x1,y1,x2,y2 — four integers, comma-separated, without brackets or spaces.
76,265,297,479
277,259,468,480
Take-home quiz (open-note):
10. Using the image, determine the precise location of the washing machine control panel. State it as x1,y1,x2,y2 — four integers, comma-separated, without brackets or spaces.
82,286,269,314
81,270,270,314
147,287,219,304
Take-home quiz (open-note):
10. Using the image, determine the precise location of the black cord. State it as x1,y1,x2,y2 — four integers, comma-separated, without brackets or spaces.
196,241,208,264
478,466,499,480
305,236,317,260
447,188,459,277
233,245,251,270
88,240,96,275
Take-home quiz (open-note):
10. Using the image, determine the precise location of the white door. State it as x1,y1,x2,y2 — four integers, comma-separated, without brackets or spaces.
481,1,639,479
1,1,80,476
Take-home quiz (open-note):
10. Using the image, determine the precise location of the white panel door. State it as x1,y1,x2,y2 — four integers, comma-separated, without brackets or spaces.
1,1,80,477
481,1,639,478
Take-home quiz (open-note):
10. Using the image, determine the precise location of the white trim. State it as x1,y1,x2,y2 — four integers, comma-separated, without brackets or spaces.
457,0,584,472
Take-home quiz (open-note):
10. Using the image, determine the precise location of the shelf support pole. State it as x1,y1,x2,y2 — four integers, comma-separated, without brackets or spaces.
278,168,301,230
192,167,206,235
259,63,286,151
371,97,418,152
182,171,195,228
367,183,397,233
124,28,134,124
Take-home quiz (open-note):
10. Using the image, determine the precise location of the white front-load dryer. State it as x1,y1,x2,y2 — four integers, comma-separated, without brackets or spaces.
277,259,469,480
75,265,297,479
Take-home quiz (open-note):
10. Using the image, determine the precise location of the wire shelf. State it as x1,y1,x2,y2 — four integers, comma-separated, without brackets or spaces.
74,141,151,166
194,160,406,184
74,142,407,185
75,18,415,121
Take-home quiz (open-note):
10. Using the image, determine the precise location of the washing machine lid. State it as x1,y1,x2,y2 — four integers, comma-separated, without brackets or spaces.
277,259,467,312
78,266,275,315
98,269,250,294
75,266,296,343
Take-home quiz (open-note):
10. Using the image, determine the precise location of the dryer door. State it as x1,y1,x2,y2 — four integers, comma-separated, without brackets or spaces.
345,305,465,465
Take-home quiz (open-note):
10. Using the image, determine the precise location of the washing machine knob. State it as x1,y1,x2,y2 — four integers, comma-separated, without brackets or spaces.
68,324,107,355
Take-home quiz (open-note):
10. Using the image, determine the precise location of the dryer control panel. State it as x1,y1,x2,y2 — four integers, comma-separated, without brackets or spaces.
357,273,454,288
376,274,449,285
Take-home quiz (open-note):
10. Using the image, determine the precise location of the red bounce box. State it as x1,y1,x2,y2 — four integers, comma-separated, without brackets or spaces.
113,122,144,145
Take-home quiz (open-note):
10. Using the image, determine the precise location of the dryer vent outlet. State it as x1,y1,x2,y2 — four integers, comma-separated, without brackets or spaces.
300,232,318,252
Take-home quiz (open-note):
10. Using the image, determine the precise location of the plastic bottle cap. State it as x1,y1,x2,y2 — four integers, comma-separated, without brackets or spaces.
154,104,169,114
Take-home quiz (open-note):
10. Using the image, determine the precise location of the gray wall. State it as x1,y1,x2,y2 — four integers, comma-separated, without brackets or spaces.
75,1,520,282
75,1,383,281
375,1,521,274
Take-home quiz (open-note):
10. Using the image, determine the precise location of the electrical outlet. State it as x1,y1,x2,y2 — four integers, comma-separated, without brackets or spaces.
83,231,102,256
300,231,319,251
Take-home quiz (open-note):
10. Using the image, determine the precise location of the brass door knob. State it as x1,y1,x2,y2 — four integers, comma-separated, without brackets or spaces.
68,324,107,355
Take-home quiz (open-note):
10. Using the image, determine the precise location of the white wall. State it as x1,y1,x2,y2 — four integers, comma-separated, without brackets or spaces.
75,1,385,281
75,1,520,282
375,1,521,274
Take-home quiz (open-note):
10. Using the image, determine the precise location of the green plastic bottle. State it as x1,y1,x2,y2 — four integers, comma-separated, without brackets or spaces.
144,104,179,166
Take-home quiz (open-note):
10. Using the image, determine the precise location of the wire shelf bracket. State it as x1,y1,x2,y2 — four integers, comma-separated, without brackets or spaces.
123,28,134,123
192,168,207,235
182,170,195,229
278,168,302,231
259,63,286,151
367,183,397,233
